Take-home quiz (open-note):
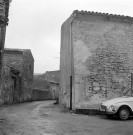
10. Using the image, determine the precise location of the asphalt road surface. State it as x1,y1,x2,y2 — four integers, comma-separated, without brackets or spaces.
0,101,133,135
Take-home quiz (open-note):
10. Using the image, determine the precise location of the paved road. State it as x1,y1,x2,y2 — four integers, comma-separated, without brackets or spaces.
0,101,133,135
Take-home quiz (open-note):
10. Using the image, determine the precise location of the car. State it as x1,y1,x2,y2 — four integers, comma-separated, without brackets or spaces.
100,96,133,120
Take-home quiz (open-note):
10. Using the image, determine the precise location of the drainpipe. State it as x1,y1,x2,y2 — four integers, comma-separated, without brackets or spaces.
69,11,77,110
70,76,72,110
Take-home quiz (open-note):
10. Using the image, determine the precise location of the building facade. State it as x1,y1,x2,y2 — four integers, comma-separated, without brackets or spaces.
3,48,34,103
60,10,133,110
1,66,21,104
32,71,60,101
50,81,59,100
32,77,52,101
45,70,60,83
0,0,12,96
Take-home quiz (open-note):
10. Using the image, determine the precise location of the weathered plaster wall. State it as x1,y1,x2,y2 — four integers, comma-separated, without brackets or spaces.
72,13,133,109
60,18,72,108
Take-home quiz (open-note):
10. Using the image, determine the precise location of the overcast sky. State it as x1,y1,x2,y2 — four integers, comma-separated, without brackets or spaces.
5,0,133,73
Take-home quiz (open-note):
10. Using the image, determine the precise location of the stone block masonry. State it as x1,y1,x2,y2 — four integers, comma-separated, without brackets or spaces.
2,48,34,104
0,0,12,98
1,66,21,104
60,10,133,110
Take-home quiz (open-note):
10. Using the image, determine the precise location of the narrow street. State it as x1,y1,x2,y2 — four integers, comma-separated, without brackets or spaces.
0,101,133,135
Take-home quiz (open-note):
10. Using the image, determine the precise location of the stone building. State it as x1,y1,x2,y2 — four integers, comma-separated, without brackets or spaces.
45,70,60,83
45,70,60,100
1,66,21,104
32,77,52,101
50,81,59,100
60,10,133,110
0,0,12,93
32,71,60,101
3,48,34,102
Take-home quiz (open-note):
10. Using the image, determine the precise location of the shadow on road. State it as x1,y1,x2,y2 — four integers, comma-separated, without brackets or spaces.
99,114,133,121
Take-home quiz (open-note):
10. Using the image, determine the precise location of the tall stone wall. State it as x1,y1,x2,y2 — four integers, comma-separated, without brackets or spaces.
1,66,13,104
3,51,23,72
3,49,34,103
0,0,12,98
3,51,24,101
72,13,133,109
60,19,72,108
1,66,21,104
0,27,6,96
22,51,34,101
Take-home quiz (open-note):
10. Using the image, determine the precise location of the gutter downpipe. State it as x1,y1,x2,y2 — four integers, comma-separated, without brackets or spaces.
70,11,77,110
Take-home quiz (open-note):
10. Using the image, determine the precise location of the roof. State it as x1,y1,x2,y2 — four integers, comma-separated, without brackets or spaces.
4,48,34,61
4,48,24,54
73,10,133,19
45,70,60,74
49,81,59,85
66,10,133,24
4,48,31,52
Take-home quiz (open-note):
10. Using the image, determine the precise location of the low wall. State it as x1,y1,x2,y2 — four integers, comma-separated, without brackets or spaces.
31,89,52,101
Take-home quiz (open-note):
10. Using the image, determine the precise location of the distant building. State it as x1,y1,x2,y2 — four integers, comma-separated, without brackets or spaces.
45,70,60,100
32,77,52,101
32,71,60,101
3,48,34,103
60,10,133,110
45,70,60,83
33,78,50,91
50,81,59,100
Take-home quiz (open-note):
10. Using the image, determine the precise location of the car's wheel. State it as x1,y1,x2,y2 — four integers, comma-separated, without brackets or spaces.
118,107,130,120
